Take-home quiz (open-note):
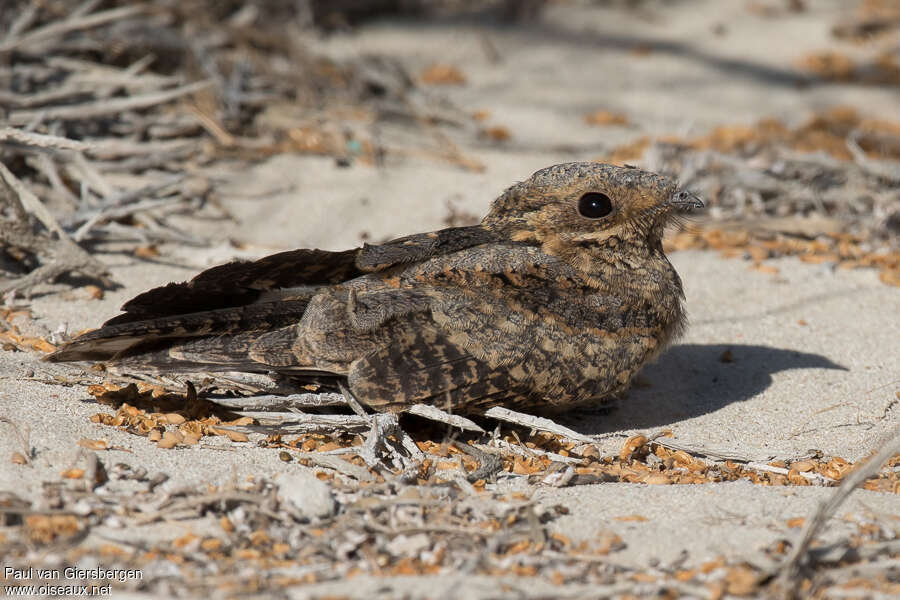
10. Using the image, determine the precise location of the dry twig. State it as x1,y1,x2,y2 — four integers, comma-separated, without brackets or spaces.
777,429,900,594
483,406,596,444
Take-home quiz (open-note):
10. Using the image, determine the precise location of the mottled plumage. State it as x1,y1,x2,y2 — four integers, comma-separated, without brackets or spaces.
48,162,702,414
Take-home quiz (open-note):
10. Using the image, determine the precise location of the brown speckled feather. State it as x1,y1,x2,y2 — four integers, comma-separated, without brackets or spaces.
47,162,701,415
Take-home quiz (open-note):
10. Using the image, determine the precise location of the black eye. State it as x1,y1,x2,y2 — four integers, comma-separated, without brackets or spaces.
578,192,613,219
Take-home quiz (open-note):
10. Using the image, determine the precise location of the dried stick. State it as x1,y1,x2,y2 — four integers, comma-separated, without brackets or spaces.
209,393,347,412
291,451,375,482
407,403,485,433
478,440,581,465
87,138,196,160
650,436,770,463
0,127,91,152
4,3,39,41
744,461,834,485
8,81,214,126
483,406,596,444
0,159,67,237
29,154,80,207
339,381,371,420
0,161,111,294
777,429,900,594
221,413,369,435
650,436,834,484
73,197,183,241
134,490,267,525
0,5,145,53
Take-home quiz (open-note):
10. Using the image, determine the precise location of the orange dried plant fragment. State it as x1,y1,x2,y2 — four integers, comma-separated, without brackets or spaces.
77,439,108,451
421,64,466,85
615,514,649,522
585,110,628,126
25,514,82,544
797,51,855,81
134,245,160,259
619,435,648,460
601,136,649,166
480,126,511,141
0,327,56,353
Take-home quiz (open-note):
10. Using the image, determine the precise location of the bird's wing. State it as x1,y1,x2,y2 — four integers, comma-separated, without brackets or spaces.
47,247,359,363
348,317,531,413
48,238,615,414
94,226,497,327
104,248,362,326
346,245,609,412
401,243,602,366
48,226,498,364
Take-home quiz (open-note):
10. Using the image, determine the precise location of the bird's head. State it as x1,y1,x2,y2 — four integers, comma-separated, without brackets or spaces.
483,162,702,253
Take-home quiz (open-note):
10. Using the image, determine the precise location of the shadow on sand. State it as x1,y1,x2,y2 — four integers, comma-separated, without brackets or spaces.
564,343,847,435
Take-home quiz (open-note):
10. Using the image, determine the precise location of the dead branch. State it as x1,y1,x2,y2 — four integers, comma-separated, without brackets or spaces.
0,5,145,53
483,406,596,444
407,403,486,433
777,429,900,595
8,81,214,126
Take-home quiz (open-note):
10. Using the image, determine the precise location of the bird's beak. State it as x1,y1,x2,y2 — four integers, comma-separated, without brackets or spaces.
668,190,704,210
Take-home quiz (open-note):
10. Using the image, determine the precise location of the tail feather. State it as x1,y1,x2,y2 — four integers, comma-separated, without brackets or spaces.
46,299,310,363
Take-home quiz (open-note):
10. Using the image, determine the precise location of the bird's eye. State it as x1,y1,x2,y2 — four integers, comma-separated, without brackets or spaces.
577,192,613,219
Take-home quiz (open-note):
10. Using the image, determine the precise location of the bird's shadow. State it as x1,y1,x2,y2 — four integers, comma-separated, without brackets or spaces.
561,343,847,435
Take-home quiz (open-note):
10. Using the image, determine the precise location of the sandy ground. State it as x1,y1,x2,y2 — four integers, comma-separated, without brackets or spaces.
1,0,899,597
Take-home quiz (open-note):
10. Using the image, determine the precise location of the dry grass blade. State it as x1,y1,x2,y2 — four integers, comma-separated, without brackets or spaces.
0,417,32,465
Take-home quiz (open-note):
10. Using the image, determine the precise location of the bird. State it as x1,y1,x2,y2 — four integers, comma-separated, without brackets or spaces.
47,162,703,415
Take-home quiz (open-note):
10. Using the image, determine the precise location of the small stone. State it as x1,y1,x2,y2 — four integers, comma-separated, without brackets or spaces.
276,470,336,521
385,533,431,558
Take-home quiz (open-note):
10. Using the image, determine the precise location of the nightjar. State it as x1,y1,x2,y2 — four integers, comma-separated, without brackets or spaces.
48,162,702,414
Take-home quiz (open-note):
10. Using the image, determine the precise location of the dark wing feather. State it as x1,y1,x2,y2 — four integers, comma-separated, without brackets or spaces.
47,226,510,406
105,248,362,326
104,225,496,327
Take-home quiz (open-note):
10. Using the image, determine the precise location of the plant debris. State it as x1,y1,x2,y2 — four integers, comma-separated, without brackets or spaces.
81,383,900,495
0,0,483,297
1,387,897,597
604,106,900,285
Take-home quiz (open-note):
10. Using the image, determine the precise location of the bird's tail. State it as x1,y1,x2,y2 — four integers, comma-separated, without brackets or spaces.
45,299,310,365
